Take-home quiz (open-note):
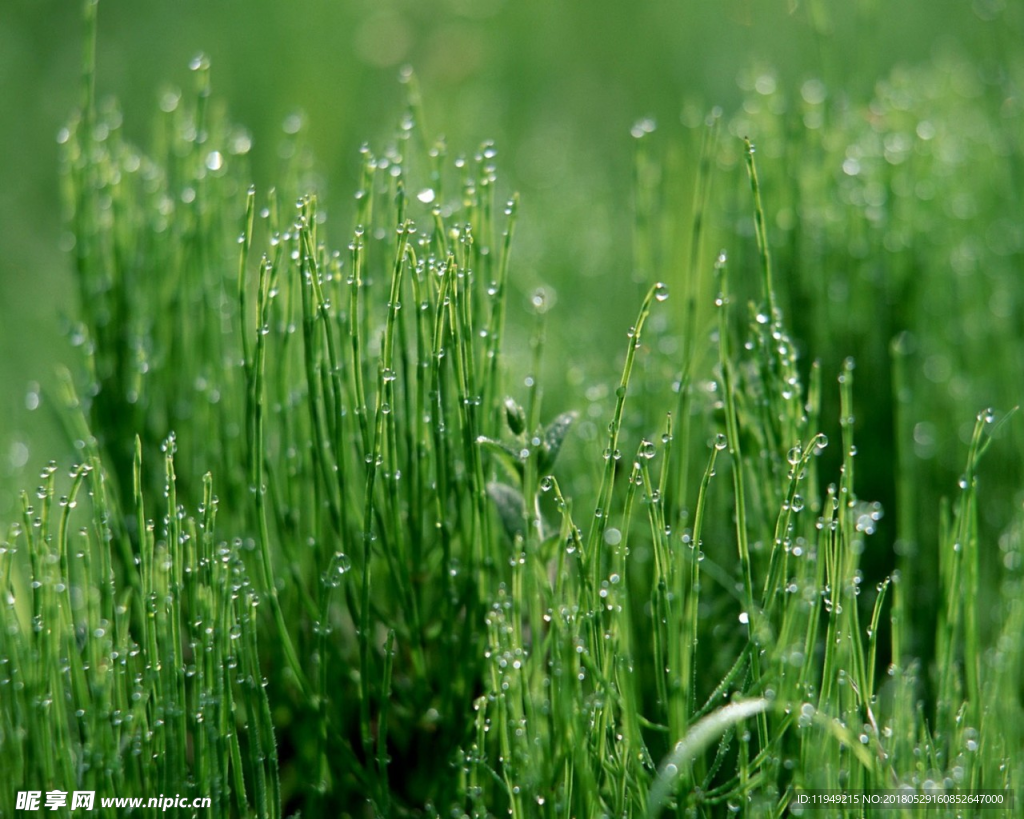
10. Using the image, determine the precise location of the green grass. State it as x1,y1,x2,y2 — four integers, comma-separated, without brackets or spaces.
2,6,1024,818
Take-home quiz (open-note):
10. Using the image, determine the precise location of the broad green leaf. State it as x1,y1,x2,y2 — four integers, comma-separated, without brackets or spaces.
477,435,524,482
486,481,526,542
503,396,527,436
538,410,577,473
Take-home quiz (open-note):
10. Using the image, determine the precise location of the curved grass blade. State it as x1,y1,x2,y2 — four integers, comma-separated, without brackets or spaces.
647,698,769,818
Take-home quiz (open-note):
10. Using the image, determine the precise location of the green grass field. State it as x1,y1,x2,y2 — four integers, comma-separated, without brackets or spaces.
2,1,1023,817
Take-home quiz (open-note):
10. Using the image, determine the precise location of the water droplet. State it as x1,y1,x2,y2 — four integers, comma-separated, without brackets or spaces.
654,282,669,302
630,117,656,139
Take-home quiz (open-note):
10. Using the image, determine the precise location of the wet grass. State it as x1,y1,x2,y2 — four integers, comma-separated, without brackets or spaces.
2,6,1024,818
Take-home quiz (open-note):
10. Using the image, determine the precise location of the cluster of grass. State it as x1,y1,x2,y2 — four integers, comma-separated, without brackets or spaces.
3,7,1023,818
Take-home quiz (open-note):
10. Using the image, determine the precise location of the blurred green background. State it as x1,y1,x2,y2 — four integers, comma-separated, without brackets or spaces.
1,0,1020,528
